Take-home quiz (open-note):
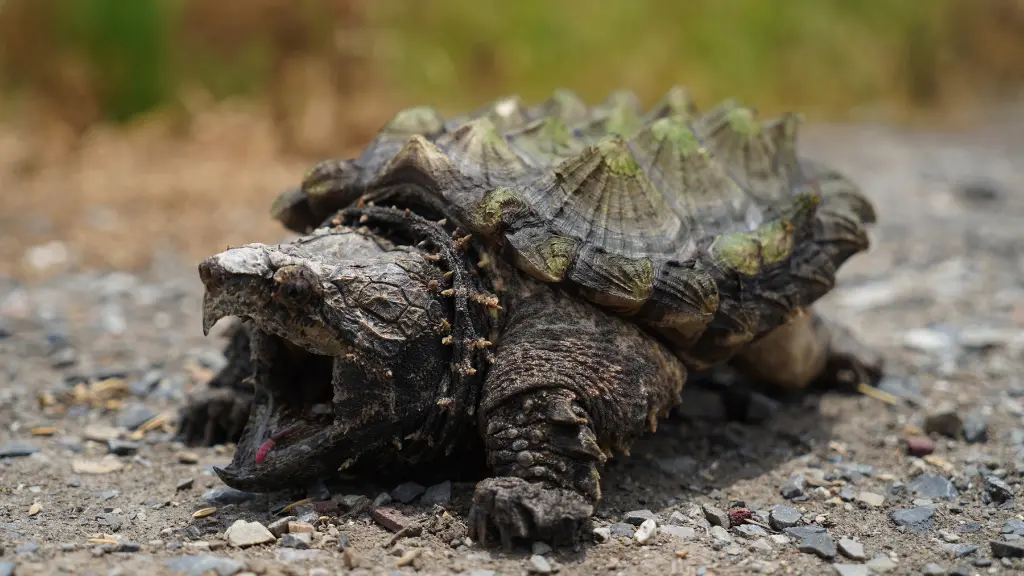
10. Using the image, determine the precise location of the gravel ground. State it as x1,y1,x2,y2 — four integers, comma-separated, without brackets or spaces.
2,105,1024,576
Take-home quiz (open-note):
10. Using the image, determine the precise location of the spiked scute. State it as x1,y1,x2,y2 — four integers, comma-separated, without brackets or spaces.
270,86,876,365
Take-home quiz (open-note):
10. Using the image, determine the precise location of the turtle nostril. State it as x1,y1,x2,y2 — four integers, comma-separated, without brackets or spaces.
198,259,223,291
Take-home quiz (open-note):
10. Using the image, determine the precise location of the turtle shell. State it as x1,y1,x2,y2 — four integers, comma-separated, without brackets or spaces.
271,87,876,367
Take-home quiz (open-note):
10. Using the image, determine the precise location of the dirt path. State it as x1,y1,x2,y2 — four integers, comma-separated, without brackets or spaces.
1,109,1024,576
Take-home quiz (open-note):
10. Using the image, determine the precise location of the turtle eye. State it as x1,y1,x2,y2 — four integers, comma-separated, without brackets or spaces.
273,267,317,308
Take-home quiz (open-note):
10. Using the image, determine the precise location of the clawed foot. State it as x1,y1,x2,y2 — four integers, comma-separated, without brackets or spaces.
177,388,252,446
468,477,594,550
818,316,884,390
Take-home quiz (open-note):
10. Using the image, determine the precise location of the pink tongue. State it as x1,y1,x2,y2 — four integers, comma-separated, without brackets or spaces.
255,439,275,464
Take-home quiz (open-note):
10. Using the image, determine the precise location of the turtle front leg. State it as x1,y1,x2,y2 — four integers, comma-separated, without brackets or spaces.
468,289,687,548
178,320,255,446
729,310,883,391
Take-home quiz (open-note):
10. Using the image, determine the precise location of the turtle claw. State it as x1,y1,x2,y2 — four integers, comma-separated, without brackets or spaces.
467,476,593,550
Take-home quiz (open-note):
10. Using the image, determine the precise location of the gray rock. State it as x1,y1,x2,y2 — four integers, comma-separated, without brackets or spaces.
890,507,934,533
786,525,836,560
390,481,425,504
661,525,697,540
202,487,257,506
421,481,452,507
667,511,687,525
991,540,1024,558
710,525,732,542
0,561,13,576
372,492,393,507
623,509,657,526
962,413,989,443
924,404,963,438
701,503,729,528
267,516,297,538
165,555,246,576
876,374,922,403
838,537,867,560
106,438,138,456
116,402,156,430
592,526,611,542
908,474,958,500
839,486,856,501
734,524,767,538
278,533,309,549
780,474,806,499
1003,519,1024,536
608,523,635,537
0,442,38,458
769,505,802,530
984,477,1013,504
15,542,40,555
832,565,870,576
922,563,946,575
528,554,552,574
532,541,552,555
129,369,163,397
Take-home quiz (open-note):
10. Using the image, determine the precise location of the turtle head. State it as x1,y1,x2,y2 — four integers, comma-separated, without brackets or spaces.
197,228,452,491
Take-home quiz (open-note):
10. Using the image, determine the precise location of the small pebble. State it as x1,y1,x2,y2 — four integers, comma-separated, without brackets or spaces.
390,481,425,504
635,518,657,544
224,519,276,547
528,554,553,574
857,491,886,507
906,436,935,456
769,505,802,530
924,404,963,439
780,474,806,499
609,522,635,537
278,533,310,549
962,413,989,443
838,537,867,560
701,504,729,528
421,481,452,507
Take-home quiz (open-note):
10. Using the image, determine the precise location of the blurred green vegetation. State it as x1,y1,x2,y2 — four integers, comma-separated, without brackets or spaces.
1,0,1022,131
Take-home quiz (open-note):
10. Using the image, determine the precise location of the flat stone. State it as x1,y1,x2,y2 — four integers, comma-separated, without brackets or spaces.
734,524,767,539
0,443,38,458
635,518,657,544
623,509,657,526
991,540,1024,558
1003,519,1024,536
370,507,411,533
528,554,552,574
202,487,257,506
962,413,989,443
390,481,425,504
278,533,310,549
866,555,897,573
592,527,611,542
832,564,870,576
786,526,836,560
701,504,729,527
838,537,867,560
925,404,963,438
164,555,246,576
856,491,885,507
922,563,947,575
608,523,635,538
710,525,732,542
117,403,156,430
661,525,696,540
106,439,138,456
955,545,979,558
532,541,552,555
421,481,452,507
224,519,276,547
275,548,319,562
909,474,958,500
769,505,802,529
890,507,934,533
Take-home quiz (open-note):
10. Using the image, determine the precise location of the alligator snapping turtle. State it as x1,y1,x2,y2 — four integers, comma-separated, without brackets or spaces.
180,87,882,546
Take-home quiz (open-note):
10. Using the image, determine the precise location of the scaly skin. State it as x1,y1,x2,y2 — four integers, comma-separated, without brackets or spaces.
179,205,882,547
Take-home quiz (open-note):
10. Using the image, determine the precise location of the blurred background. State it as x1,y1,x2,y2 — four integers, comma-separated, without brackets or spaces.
1,0,1022,279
